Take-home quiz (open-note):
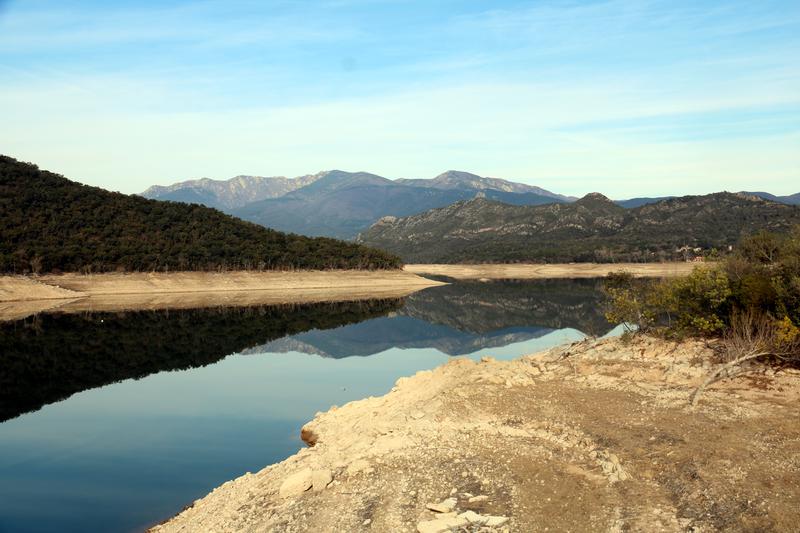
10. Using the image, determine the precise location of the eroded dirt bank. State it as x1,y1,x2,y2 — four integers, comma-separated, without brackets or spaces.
405,263,696,280
0,271,443,319
152,336,800,533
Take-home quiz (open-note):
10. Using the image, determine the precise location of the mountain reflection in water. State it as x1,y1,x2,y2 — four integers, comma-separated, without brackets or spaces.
0,299,402,422
256,279,611,357
1,279,612,423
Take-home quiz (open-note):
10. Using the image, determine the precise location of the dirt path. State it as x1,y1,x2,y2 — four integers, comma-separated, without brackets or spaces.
405,263,697,279
152,336,800,533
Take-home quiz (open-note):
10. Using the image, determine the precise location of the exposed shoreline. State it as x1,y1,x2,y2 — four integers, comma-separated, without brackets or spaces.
405,262,697,280
152,336,800,532
0,270,444,320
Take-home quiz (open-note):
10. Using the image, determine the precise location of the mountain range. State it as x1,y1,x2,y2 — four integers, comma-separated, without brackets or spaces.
141,170,799,239
357,192,800,263
143,170,573,239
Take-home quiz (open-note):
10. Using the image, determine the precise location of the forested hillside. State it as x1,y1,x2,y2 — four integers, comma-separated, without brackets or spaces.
0,156,401,273
359,192,800,263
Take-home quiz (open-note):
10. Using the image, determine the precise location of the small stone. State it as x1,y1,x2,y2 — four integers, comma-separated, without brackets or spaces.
426,497,457,513
362,519,371,526
311,469,332,491
459,510,488,525
485,515,509,527
279,468,313,498
468,495,489,503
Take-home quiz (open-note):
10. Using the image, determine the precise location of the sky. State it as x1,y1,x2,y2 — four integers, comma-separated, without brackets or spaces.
1,0,799,197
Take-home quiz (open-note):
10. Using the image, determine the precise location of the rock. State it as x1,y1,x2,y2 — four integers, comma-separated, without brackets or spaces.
278,468,313,498
468,494,489,503
300,426,318,446
485,515,509,527
426,497,457,513
311,469,332,491
362,519,371,526
459,510,488,525
416,515,469,533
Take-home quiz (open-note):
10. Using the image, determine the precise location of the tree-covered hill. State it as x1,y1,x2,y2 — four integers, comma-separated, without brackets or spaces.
0,156,401,273
358,192,800,263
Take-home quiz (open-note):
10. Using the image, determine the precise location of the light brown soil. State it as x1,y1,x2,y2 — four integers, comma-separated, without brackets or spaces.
0,271,444,319
0,276,86,302
405,263,697,280
152,336,800,533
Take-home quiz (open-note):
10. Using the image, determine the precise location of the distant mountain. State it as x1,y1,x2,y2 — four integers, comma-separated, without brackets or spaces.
616,191,800,208
358,192,800,263
741,191,800,205
396,171,574,201
141,173,321,210
230,170,567,239
142,169,569,239
0,156,400,273
615,196,675,208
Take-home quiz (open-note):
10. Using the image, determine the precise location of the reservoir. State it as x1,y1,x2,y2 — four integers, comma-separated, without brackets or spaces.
0,279,614,532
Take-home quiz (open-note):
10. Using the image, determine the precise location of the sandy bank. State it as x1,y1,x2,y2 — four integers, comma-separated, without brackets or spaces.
0,270,444,320
405,262,697,280
152,336,800,533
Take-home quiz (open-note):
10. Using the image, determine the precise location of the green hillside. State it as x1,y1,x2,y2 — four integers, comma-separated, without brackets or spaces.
0,156,401,273
359,192,800,263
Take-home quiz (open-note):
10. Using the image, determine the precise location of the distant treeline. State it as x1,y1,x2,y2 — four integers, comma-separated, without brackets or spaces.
0,156,401,273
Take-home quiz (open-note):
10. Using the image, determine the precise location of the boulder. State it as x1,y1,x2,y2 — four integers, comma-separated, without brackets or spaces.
278,468,313,498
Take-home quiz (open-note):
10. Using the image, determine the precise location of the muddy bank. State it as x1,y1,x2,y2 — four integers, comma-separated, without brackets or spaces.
405,262,696,280
0,271,444,319
152,336,800,532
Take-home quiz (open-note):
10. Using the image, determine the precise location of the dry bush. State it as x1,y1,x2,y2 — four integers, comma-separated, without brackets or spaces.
691,309,800,406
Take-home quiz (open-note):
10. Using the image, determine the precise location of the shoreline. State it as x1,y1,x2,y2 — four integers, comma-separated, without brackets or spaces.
0,270,444,320
0,270,443,302
152,336,800,532
404,262,697,280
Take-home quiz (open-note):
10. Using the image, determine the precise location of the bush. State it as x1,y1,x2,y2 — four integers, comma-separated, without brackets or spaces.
604,226,800,367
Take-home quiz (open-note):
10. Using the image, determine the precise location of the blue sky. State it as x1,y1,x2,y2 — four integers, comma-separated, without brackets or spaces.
1,0,798,197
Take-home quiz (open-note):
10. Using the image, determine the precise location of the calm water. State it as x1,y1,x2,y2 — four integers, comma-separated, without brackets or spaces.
0,279,613,533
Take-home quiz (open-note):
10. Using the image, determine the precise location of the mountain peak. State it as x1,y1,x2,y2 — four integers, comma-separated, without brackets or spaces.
576,192,614,205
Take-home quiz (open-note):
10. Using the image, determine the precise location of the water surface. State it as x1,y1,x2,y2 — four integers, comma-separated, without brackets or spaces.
0,279,612,532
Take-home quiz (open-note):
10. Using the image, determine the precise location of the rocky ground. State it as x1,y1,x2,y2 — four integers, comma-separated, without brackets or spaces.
152,336,800,532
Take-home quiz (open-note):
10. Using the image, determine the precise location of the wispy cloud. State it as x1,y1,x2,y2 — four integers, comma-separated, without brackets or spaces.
0,0,798,196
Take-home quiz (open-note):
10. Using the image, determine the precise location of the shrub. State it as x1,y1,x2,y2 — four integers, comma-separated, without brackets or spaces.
604,225,800,364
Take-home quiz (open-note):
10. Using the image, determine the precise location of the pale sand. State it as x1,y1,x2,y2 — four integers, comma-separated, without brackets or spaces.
404,262,698,280
0,270,445,319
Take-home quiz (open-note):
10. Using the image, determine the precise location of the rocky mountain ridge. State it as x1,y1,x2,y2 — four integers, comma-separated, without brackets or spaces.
141,173,322,210
358,192,800,263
